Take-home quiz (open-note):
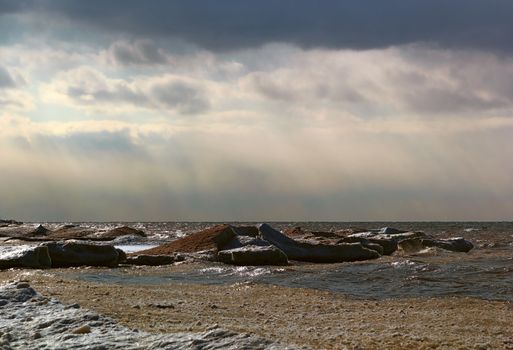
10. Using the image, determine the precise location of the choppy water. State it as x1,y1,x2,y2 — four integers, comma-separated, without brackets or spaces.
59,221,513,302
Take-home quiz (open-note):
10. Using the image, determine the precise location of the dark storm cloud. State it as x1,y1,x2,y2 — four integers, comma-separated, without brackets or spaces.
10,0,513,52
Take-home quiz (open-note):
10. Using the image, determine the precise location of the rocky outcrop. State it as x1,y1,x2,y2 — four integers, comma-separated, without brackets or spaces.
218,245,289,266
0,245,52,269
0,283,292,349
421,237,474,252
44,242,120,267
137,224,236,255
258,224,380,263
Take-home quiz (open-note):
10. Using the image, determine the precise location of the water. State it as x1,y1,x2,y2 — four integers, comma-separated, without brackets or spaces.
38,221,513,301
75,254,513,301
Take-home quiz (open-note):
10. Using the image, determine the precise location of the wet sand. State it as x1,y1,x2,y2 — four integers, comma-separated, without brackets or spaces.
1,264,512,350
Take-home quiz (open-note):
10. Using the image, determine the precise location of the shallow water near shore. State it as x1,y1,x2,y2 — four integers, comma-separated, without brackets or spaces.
72,250,513,301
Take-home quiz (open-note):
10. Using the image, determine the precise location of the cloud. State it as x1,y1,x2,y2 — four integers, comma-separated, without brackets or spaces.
43,66,211,115
106,40,169,66
0,65,16,88
8,0,513,52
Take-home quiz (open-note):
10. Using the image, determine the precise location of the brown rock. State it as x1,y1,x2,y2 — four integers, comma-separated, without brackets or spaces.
137,224,236,255
71,325,91,334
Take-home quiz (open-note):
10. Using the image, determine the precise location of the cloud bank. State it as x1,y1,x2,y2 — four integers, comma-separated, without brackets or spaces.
1,2,513,221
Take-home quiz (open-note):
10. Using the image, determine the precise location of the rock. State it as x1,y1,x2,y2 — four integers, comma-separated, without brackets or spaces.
95,226,146,240
398,238,424,253
15,283,31,289
339,236,398,255
48,225,96,240
284,227,340,239
115,249,127,263
218,245,289,266
377,227,406,235
0,245,52,269
71,325,91,334
337,237,382,255
421,237,474,252
231,226,259,237
125,255,175,266
33,225,51,236
258,224,380,263
0,283,291,349
44,242,119,267
220,235,271,250
0,219,23,225
0,224,51,239
137,224,236,255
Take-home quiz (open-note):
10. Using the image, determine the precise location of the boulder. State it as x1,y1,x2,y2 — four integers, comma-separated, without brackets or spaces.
336,237,384,255
398,238,424,253
125,255,175,266
137,224,236,255
48,225,96,240
377,227,407,235
0,245,52,269
284,227,340,239
258,224,380,263
97,226,147,240
218,245,289,266
220,235,271,250
115,248,127,263
0,224,51,239
421,237,474,252
44,242,119,267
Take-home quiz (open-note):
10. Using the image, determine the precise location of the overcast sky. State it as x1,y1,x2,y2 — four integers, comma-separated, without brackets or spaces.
1,1,513,221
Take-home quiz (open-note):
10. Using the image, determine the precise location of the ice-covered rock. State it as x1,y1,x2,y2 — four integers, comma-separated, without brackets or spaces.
0,283,292,349
0,245,52,269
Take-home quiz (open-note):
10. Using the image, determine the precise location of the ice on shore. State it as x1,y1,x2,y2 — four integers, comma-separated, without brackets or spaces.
0,282,294,350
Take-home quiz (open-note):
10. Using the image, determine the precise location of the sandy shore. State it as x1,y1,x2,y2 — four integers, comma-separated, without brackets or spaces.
1,264,512,350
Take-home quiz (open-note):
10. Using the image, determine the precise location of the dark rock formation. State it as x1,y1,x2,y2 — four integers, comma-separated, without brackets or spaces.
218,245,289,266
421,237,474,252
125,255,175,266
0,245,52,269
44,242,120,267
258,224,380,263
97,226,146,240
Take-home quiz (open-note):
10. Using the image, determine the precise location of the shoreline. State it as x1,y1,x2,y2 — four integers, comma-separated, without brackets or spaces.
2,265,512,349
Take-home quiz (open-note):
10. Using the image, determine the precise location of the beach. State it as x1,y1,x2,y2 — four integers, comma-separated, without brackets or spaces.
1,221,512,349
1,263,512,349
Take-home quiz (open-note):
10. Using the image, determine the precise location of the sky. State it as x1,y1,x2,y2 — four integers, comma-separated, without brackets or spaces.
1,1,513,221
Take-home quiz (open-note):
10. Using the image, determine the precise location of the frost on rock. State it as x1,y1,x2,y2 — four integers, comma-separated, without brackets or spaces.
0,283,294,350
